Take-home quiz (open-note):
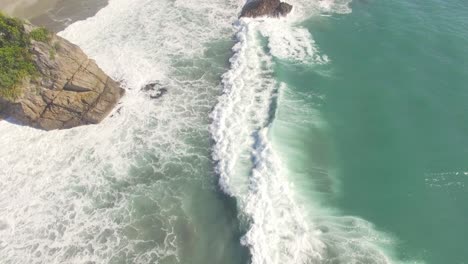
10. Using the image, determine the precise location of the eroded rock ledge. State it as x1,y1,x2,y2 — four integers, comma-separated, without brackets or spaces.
0,24,124,130
240,0,293,18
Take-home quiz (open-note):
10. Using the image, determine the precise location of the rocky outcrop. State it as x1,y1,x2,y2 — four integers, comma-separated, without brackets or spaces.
240,0,293,18
0,24,124,130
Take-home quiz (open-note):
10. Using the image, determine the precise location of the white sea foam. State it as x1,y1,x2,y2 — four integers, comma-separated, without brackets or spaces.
315,0,353,14
242,128,326,263
257,19,329,63
0,0,241,263
425,171,468,189
211,19,277,197
210,18,327,264
211,1,423,263
279,0,353,21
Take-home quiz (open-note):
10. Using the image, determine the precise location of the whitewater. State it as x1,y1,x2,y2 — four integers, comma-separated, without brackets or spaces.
0,0,418,263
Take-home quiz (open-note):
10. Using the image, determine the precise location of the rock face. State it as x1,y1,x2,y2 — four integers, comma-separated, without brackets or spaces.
0,25,124,130
240,0,293,18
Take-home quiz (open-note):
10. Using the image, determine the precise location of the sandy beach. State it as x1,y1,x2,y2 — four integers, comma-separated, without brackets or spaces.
0,0,108,32
0,0,58,19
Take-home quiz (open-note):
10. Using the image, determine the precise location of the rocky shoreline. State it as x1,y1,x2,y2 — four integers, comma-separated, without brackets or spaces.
0,17,124,130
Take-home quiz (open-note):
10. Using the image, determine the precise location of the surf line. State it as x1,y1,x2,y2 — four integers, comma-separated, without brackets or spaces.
210,17,326,264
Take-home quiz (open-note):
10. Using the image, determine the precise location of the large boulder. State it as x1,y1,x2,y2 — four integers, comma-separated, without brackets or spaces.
0,24,124,130
240,0,293,18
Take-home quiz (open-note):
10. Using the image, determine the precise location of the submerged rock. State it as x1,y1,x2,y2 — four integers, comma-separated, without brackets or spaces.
240,0,293,18
0,22,124,130
141,82,168,99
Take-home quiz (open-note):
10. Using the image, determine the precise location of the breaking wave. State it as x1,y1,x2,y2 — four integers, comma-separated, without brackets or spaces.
210,2,421,263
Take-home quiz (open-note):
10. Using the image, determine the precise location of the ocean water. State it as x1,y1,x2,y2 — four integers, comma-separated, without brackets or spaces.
0,0,467,264
305,1,468,263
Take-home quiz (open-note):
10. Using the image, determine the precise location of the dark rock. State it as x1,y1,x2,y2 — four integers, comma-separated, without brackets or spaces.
142,82,160,92
240,0,292,18
141,82,168,99
276,2,293,16
150,88,167,99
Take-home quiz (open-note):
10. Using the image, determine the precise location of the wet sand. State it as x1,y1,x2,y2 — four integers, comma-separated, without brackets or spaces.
0,0,58,20
0,0,108,32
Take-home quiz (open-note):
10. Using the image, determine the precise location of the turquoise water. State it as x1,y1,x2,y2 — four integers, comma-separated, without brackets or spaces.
1,0,467,263
274,0,468,263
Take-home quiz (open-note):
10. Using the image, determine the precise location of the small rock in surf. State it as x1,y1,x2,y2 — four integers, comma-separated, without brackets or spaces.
240,0,293,18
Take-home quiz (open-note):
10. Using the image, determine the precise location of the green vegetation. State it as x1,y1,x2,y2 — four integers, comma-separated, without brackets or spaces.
30,27,50,42
0,46,36,99
49,47,56,60
49,41,60,60
0,13,45,101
